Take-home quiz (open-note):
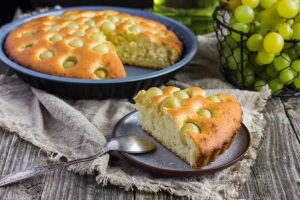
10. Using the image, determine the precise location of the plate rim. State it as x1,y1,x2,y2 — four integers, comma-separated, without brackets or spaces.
0,6,198,84
113,111,251,176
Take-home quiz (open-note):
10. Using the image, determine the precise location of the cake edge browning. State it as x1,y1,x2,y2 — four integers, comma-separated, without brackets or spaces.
134,86,243,169
142,125,240,168
4,26,127,79
4,10,183,79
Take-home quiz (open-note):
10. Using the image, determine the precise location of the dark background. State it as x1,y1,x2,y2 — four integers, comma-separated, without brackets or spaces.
0,0,153,25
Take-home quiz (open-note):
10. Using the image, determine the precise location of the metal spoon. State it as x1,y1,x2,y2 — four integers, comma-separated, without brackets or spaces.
0,136,156,187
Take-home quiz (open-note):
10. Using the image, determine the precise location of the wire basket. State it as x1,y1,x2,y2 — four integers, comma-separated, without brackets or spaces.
212,6,300,97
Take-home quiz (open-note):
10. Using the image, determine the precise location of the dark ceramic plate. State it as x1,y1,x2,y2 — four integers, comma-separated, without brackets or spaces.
113,111,251,176
0,6,198,99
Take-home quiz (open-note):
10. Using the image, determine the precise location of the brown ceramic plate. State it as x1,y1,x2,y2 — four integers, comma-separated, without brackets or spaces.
113,111,250,176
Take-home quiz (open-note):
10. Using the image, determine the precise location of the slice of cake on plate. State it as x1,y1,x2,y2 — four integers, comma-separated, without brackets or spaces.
134,86,242,168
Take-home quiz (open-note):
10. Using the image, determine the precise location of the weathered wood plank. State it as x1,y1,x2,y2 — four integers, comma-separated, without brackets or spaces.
0,130,47,200
282,97,300,142
41,169,134,200
239,98,300,200
135,191,187,200
0,129,135,200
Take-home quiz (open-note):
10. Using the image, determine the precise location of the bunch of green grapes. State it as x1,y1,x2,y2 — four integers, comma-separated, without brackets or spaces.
220,0,300,94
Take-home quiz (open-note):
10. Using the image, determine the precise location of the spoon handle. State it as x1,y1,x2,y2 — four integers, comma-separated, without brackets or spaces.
0,147,109,187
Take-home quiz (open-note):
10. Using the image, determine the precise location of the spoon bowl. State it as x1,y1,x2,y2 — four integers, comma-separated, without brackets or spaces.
110,136,156,153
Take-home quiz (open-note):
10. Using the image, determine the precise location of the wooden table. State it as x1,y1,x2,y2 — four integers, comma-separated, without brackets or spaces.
0,65,299,199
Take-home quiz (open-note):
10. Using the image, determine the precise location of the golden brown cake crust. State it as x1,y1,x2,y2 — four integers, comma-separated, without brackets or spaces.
149,86,242,156
5,10,182,79
144,127,239,168
135,86,243,168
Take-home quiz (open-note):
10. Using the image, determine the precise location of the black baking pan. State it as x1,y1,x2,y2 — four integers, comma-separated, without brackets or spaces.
0,6,198,99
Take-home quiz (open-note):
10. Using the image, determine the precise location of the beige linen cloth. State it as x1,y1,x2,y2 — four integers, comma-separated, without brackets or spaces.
0,32,271,199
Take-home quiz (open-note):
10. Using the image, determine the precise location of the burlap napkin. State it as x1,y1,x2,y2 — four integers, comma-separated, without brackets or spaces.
0,31,271,199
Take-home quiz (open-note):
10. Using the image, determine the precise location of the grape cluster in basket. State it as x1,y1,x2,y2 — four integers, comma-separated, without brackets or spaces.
221,0,300,94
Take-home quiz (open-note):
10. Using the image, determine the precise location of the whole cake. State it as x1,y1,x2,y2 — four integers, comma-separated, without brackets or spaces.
134,86,242,168
5,10,182,79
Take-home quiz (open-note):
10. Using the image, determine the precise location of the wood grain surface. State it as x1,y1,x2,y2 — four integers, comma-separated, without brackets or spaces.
0,98,299,200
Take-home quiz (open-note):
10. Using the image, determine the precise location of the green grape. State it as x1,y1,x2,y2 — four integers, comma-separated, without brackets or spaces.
66,15,77,20
263,32,284,54
221,37,236,65
291,59,300,76
67,22,79,29
145,87,163,98
234,5,255,24
278,23,293,39
273,53,291,71
39,50,54,60
85,20,96,27
257,49,275,64
255,55,265,65
277,0,299,19
174,90,189,100
229,0,242,11
256,6,284,28
207,96,221,102
254,80,267,91
221,47,231,65
68,39,85,48
101,21,116,35
231,22,250,41
48,26,60,32
228,48,248,70
179,123,200,145
228,57,243,70
50,34,63,42
222,36,238,51
93,43,110,54
160,96,181,112
236,67,255,87
94,68,108,79
128,25,143,33
63,60,76,69
85,27,99,33
197,109,212,118
229,17,238,26
108,15,119,23
268,79,284,94
257,26,269,35
266,65,278,79
293,23,300,40
72,31,85,37
247,33,263,51
242,0,260,8
294,78,300,89
279,69,295,83
285,47,299,60
260,0,277,8
90,32,105,42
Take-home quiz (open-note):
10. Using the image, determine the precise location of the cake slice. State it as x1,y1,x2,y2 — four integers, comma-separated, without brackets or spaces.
134,86,242,168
